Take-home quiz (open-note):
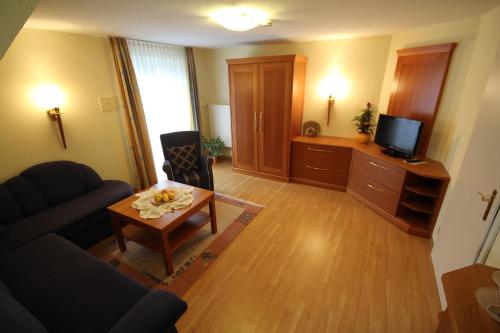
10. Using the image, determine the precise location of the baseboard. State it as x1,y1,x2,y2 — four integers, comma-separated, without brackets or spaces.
231,168,289,182
290,177,346,192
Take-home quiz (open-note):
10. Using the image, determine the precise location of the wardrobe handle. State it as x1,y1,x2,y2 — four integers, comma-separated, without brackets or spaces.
369,161,388,170
259,112,263,132
254,112,258,132
307,147,331,153
366,183,383,192
306,165,329,171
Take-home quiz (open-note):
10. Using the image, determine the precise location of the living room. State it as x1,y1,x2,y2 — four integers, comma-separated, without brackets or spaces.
1,0,500,332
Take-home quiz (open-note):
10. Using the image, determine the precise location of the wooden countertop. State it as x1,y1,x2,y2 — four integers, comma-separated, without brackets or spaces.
442,264,500,332
292,136,450,180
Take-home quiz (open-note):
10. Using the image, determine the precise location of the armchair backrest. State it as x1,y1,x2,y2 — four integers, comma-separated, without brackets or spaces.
160,131,202,162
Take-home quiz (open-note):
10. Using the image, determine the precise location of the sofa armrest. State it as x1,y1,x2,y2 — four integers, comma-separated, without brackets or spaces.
109,290,187,333
162,161,175,180
200,155,214,191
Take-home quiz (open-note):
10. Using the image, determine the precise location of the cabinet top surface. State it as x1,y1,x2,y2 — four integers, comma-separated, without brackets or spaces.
226,54,307,64
292,136,450,180
442,264,500,333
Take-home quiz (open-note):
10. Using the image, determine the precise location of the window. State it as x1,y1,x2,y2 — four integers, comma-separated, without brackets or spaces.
127,39,194,180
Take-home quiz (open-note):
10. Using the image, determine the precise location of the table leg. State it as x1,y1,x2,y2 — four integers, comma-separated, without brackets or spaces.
111,215,127,252
209,194,218,234
160,231,174,275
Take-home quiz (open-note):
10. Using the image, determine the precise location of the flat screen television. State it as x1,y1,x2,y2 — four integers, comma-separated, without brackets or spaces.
374,114,423,158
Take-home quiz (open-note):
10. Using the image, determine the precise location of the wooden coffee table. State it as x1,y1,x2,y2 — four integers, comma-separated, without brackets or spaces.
107,180,217,275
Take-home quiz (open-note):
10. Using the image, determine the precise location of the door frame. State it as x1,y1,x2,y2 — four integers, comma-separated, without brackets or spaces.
475,204,500,263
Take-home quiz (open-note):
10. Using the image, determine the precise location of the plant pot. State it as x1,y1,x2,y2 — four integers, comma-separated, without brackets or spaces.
211,156,218,164
356,133,371,144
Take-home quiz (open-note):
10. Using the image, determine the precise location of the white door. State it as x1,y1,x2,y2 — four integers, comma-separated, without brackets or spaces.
431,48,500,306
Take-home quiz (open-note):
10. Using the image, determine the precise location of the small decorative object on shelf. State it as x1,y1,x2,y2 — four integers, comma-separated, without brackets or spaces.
352,102,376,144
202,136,225,163
303,121,321,137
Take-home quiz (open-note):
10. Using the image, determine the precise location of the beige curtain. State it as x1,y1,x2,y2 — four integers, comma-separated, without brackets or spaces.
109,37,158,189
186,47,201,131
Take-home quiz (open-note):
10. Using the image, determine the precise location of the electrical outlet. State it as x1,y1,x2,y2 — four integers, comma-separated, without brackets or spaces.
99,96,118,112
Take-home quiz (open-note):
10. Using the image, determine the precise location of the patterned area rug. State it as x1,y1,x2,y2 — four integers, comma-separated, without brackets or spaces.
90,193,263,296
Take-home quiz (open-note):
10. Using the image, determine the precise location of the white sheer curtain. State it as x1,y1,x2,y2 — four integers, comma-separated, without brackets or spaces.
127,39,194,180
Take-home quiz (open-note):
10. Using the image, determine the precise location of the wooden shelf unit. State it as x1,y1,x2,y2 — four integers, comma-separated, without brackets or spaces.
291,136,450,238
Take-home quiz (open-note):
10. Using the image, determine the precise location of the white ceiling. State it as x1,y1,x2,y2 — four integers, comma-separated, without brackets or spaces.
26,0,500,47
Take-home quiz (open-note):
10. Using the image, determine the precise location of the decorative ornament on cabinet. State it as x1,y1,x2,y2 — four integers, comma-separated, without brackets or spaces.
303,121,321,137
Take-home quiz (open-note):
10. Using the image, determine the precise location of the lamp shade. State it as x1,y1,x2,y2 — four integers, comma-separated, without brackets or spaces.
211,7,269,31
32,84,65,110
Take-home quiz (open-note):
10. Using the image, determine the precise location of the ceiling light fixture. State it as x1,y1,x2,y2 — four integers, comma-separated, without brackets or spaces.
211,7,271,31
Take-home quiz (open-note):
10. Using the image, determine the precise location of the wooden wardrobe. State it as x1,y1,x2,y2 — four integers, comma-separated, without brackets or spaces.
227,55,307,181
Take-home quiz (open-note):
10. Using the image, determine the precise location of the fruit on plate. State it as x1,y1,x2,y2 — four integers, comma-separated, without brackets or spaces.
153,189,176,203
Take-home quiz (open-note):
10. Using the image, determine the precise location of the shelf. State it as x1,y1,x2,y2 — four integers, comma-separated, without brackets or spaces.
404,184,439,198
122,211,211,253
398,214,431,235
401,200,434,214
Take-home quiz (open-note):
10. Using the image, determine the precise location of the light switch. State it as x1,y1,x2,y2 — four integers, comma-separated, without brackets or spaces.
99,96,118,112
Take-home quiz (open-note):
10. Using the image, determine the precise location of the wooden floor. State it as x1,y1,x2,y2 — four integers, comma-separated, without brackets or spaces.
176,160,441,332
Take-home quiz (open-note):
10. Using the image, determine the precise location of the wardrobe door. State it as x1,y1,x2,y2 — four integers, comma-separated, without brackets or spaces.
258,61,293,177
229,64,259,172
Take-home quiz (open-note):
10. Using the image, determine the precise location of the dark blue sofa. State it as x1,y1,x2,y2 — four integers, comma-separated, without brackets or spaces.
0,161,188,332
0,160,133,253
0,233,187,333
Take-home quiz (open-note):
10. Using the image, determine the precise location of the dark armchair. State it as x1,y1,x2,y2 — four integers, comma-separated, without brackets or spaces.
160,131,214,191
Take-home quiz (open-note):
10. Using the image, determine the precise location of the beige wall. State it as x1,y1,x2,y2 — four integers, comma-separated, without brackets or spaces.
194,35,391,138
0,0,39,59
0,28,135,185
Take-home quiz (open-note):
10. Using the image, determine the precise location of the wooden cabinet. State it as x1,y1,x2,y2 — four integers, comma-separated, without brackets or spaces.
228,55,307,181
290,136,450,238
388,43,456,156
437,264,500,332
290,142,353,190
228,64,259,172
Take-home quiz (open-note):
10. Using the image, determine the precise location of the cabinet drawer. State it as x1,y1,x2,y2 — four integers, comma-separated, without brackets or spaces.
349,170,400,215
293,142,353,165
352,150,405,192
291,161,349,186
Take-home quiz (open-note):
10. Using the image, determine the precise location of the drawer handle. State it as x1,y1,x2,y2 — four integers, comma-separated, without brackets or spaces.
366,183,383,192
307,147,331,153
369,161,388,170
306,165,329,171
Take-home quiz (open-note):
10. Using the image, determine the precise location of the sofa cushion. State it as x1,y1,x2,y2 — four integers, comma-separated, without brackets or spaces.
80,163,103,192
0,279,48,333
5,176,48,216
109,290,188,333
81,180,132,208
0,184,24,225
21,161,86,206
0,197,100,254
0,234,147,333
0,180,132,254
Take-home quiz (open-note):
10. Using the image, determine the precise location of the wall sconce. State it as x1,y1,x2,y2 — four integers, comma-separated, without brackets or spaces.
32,84,67,149
47,107,67,149
318,69,350,127
327,95,335,126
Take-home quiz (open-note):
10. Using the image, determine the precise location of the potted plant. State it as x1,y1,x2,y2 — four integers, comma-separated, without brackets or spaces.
202,136,225,163
352,102,376,144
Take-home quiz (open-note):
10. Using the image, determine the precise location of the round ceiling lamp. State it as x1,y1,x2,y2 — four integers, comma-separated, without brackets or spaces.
211,7,271,31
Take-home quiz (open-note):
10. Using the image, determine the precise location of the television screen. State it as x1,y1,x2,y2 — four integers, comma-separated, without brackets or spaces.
374,114,423,157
